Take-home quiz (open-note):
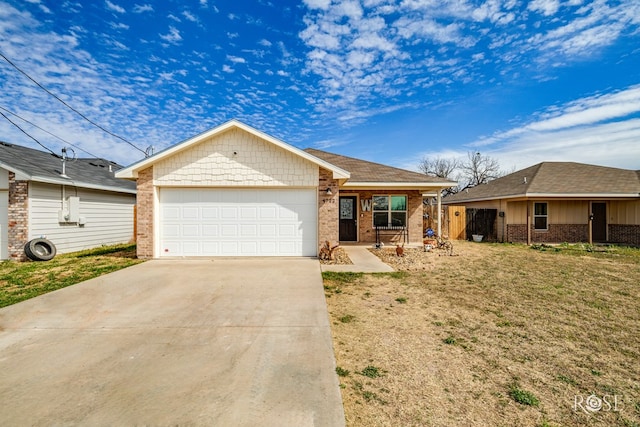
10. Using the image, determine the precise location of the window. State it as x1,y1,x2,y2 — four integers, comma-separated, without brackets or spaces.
373,195,407,227
534,202,547,230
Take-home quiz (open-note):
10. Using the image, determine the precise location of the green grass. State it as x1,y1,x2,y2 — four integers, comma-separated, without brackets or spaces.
0,243,143,308
321,271,363,283
509,385,540,407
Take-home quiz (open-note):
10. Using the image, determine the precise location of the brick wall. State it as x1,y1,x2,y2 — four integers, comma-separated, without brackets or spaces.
136,167,154,259
507,224,588,243
8,172,28,260
349,190,423,245
318,168,339,250
609,224,640,246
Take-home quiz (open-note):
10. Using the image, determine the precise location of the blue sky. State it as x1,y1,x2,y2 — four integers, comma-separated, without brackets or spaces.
1,0,639,173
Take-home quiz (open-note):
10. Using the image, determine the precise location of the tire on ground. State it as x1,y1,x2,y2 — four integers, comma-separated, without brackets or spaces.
24,238,57,261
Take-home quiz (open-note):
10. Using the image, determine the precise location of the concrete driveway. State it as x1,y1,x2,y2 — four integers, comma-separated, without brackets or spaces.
0,258,345,426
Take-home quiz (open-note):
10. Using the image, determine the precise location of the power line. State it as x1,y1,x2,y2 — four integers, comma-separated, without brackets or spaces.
0,109,58,156
0,51,147,156
0,105,103,159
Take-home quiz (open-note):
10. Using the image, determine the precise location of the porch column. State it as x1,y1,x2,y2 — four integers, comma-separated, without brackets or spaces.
437,190,442,238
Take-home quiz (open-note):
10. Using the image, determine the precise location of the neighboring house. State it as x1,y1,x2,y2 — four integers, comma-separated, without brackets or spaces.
0,142,137,260
115,120,455,258
442,162,640,245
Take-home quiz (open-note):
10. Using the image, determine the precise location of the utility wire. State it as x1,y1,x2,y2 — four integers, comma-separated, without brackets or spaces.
0,105,104,160
0,109,58,156
0,51,147,155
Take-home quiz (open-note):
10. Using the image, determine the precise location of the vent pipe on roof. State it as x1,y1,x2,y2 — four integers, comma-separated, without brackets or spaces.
60,147,76,179
523,177,527,184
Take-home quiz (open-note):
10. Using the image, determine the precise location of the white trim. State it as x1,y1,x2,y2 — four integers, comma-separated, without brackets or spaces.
116,119,350,180
343,182,457,190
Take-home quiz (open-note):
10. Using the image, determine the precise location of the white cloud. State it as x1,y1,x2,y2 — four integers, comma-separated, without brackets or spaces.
467,85,640,169
182,10,198,22
105,0,125,14
303,0,331,10
258,39,272,47
159,26,182,43
227,55,246,64
222,64,234,73
133,4,153,13
528,0,561,16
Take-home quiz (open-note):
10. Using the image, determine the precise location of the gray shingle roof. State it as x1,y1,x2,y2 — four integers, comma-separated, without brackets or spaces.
444,162,640,203
0,141,136,193
305,148,455,184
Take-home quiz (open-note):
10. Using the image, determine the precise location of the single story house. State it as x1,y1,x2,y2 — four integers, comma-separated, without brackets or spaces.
442,162,640,245
1,141,137,260
115,120,455,258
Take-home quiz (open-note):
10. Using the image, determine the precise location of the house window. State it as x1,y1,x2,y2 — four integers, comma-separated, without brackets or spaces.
534,202,548,230
373,195,407,227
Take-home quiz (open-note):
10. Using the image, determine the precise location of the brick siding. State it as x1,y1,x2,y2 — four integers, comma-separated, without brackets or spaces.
609,224,640,246
318,167,339,250
347,190,423,245
8,172,29,260
507,224,588,243
136,167,154,259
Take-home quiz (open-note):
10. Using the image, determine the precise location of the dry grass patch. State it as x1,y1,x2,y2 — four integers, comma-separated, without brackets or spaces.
0,243,143,307
324,241,640,426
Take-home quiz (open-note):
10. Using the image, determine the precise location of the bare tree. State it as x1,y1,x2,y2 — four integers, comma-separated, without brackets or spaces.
418,156,459,179
459,151,501,190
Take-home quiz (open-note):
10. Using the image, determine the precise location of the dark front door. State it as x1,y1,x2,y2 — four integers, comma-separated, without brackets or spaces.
339,196,357,241
592,202,607,242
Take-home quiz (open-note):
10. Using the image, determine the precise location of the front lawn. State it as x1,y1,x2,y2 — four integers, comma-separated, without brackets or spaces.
0,243,143,308
324,241,640,426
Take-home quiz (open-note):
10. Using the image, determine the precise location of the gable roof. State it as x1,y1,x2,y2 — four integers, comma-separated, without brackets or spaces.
444,162,640,203
305,148,457,190
116,119,350,180
0,141,136,194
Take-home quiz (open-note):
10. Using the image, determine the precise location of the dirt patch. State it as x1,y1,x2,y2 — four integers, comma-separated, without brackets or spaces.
319,247,353,265
325,241,640,426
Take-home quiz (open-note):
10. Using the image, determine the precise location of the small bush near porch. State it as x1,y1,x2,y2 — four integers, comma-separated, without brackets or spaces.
324,241,640,426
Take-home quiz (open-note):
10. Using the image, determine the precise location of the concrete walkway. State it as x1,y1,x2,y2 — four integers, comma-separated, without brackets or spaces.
0,259,345,427
321,245,394,273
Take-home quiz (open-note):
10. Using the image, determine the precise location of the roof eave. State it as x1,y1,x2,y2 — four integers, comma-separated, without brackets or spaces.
443,192,640,203
341,181,457,191
31,176,137,194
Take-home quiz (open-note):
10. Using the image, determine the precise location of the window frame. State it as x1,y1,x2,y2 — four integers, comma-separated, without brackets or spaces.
372,194,408,227
533,202,548,231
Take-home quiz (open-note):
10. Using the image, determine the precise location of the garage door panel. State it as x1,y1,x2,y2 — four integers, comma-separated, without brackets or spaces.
160,188,317,257
202,224,219,237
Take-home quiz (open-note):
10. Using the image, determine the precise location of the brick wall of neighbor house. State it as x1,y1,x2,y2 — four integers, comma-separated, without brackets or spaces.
8,172,28,260
507,224,588,243
136,167,154,259
353,190,423,245
318,168,339,249
609,224,640,246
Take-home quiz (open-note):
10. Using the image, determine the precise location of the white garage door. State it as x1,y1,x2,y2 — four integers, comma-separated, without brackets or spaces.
159,188,317,257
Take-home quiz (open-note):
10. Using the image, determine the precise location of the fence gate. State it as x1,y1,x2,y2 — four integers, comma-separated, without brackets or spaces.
447,206,467,240
466,208,498,241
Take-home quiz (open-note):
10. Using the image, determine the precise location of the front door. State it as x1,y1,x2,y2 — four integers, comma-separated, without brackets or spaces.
592,202,607,242
339,196,357,241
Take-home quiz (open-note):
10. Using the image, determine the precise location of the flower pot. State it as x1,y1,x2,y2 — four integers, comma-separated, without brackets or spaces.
472,234,483,242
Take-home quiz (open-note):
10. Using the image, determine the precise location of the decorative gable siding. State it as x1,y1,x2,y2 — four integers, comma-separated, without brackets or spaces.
153,128,318,187
28,182,135,254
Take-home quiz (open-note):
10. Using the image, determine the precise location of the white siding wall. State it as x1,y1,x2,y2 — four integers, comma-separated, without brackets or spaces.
28,182,135,254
